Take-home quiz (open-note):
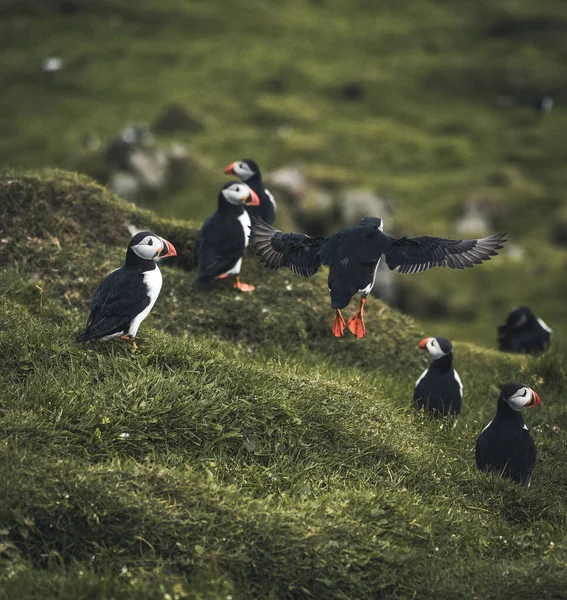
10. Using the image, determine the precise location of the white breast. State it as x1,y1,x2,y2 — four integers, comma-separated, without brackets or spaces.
128,267,163,337
238,210,252,247
453,369,463,397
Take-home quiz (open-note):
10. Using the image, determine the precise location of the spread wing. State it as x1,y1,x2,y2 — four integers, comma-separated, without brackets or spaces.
384,233,506,274
77,269,150,341
250,217,324,277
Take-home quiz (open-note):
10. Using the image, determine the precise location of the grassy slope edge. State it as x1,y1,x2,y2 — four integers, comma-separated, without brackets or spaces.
1,170,567,599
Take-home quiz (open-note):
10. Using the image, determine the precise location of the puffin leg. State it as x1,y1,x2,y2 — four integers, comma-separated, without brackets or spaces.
119,334,139,350
333,309,347,337
217,274,230,279
347,296,367,339
233,275,255,293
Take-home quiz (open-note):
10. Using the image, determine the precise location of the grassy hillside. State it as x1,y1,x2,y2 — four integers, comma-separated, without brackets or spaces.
1,170,567,599
2,0,567,347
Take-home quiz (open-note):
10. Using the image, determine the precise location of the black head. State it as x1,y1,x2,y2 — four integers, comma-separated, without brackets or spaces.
219,182,260,207
419,336,453,359
505,306,537,329
499,382,541,411
359,217,384,231
224,158,261,182
127,231,176,262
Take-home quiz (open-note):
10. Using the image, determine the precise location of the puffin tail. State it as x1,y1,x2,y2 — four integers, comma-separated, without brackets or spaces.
194,274,215,288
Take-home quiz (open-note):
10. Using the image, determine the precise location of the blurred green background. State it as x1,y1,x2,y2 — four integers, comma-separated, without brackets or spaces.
2,0,567,348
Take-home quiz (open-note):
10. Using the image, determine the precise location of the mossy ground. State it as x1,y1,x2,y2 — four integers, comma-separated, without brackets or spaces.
1,171,567,599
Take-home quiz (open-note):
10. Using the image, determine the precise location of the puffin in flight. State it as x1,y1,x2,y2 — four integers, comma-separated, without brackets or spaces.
77,231,177,346
414,336,462,417
476,382,540,487
195,182,260,292
224,159,276,224
250,216,506,338
498,306,552,355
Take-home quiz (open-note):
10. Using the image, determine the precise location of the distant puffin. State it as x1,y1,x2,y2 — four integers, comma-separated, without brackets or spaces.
77,231,177,346
250,216,506,338
476,382,540,487
498,306,552,355
196,182,260,292
224,159,276,224
414,336,462,417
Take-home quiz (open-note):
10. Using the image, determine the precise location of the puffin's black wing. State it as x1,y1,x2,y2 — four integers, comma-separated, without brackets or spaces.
77,269,150,342
384,233,506,274
250,217,324,277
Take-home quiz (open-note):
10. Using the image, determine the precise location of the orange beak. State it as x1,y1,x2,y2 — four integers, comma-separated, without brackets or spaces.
419,337,432,350
526,388,541,408
244,189,261,206
159,238,177,258
224,162,236,175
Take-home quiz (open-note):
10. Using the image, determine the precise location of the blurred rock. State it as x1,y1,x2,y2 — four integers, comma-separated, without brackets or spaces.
266,166,306,205
105,125,153,170
294,189,337,237
503,242,525,261
340,188,393,226
129,149,168,190
109,173,140,202
43,57,63,73
535,96,554,114
339,81,365,102
152,103,204,134
81,134,101,152
455,199,493,235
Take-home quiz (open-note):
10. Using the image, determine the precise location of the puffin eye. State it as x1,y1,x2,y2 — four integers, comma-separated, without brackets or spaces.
235,187,240,192
148,239,153,246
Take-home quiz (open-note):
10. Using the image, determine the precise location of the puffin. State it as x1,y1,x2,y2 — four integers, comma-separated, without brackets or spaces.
250,216,506,338
195,181,260,292
224,159,276,224
476,382,540,487
414,336,462,417
498,306,552,355
77,231,177,346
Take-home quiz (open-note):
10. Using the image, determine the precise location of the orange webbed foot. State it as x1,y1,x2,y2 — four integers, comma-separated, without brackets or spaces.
347,313,366,339
333,310,346,337
119,335,139,349
234,277,255,292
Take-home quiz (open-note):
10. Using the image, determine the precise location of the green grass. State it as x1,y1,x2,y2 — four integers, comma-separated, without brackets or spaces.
2,0,567,346
1,170,567,598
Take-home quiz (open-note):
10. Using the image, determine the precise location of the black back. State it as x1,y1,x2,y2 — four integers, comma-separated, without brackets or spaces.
413,348,462,417
196,190,247,285
476,393,536,487
236,160,276,224
498,307,551,355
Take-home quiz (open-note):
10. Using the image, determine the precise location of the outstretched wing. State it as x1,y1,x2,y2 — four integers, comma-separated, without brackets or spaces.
384,233,506,274
250,217,324,277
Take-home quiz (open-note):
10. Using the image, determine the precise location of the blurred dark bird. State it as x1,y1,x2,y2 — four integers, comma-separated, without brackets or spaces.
535,96,553,115
476,382,540,487
250,216,506,338
77,231,177,346
196,182,260,292
497,306,552,355
224,159,276,225
414,336,462,417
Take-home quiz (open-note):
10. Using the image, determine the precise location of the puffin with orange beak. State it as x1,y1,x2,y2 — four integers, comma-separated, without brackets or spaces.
224,159,276,224
196,182,260,292
476,382,541,487
414,336,463,417
77,231,177,346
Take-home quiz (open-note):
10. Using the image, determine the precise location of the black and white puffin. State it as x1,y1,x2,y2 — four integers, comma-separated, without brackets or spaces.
414,336,462,417
476,382,540,487
250,216,506,338
224,159,276,225
498,306,552,355
195,181,260,292
77,231,177,346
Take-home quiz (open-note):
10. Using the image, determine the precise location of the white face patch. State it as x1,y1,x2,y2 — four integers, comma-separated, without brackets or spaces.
425,338,448,360
504,387,532,412
233,161,256,181
223,183,253,206
131,235,162,260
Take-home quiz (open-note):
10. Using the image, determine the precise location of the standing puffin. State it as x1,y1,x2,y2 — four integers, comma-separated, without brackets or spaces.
476,382,540,487
196,182,260,292
77,231,177,346
250,216,506,338
498,306,552,355
414,336,462,417
224,159,276,225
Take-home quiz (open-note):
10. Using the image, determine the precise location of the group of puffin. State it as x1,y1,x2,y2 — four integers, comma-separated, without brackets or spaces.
77,157,552,489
